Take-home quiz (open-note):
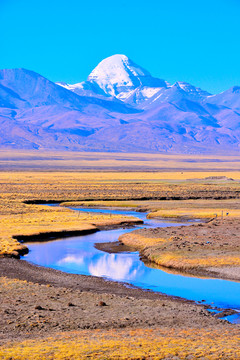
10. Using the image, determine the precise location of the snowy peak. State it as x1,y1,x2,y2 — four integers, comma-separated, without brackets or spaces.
87,54,167,97
88,54,151,83
57,54,168,103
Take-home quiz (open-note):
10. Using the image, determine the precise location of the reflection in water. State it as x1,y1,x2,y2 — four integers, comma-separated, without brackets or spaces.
89,254,141,281
23,206,240,320
58,255,84,265
57,252,142,281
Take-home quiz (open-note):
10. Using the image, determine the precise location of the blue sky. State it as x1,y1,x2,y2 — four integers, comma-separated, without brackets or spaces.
1,0,240,94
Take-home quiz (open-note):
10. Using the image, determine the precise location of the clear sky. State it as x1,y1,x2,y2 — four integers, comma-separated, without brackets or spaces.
1,0,240,94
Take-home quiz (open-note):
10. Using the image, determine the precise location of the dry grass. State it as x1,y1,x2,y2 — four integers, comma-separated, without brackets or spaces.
61,200,139,208
1,172,240,207
120,214,240,275
0,171,239,257
146,252,240,269
147,208,240,220
0,204,141,257
1,327,240,359
143,199,240,220
119,233,167,250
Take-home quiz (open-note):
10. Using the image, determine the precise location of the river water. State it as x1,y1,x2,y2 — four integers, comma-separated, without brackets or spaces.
22,206,240,322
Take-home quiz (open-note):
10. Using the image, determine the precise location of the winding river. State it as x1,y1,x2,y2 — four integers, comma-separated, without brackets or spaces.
22,206,240,323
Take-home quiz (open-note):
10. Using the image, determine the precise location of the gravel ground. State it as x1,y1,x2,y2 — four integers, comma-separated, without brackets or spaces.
0,257,235,344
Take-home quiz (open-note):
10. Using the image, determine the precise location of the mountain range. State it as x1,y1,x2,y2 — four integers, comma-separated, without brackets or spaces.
0,54,240,154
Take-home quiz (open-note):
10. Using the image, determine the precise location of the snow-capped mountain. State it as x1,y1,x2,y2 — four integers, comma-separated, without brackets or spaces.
56,55,211,108
87,54,168,97
0,55,240,154
57,54,168,103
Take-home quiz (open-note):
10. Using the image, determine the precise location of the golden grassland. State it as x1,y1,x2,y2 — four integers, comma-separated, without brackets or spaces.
146,252,240,269
65,199,240,220
147,207,240,219
1,327,240,359
61,200,140,208
1,171,240,206
0,170,240,257
119,233,168,250
0,204,140,257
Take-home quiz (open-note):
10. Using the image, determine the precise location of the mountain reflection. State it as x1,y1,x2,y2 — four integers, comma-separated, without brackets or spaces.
89,254,141,281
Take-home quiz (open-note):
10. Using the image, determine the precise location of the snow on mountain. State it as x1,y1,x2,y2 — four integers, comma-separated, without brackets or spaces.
56,55,168,105
117,86,162,106
141,82,211,110
87,54,168,98
56,80,110,99
0,55,240,154
58,61,211,108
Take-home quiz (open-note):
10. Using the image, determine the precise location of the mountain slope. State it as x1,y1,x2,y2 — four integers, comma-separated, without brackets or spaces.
205,87,240,111
0,56,240,154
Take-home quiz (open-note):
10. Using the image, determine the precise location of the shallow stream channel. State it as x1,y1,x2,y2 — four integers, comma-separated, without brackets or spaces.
22,205,240,324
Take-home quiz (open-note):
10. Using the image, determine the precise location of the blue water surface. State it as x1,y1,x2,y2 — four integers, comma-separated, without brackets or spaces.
22,206,240,319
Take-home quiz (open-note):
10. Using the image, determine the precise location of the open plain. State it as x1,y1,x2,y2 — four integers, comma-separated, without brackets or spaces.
0,153,240,359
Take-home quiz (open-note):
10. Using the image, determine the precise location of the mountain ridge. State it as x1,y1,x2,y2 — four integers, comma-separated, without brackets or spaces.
0,55,239,154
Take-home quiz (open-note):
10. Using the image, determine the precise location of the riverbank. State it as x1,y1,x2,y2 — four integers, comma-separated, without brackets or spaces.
119,216,240,282
0,202,142,258
0,258,237,345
